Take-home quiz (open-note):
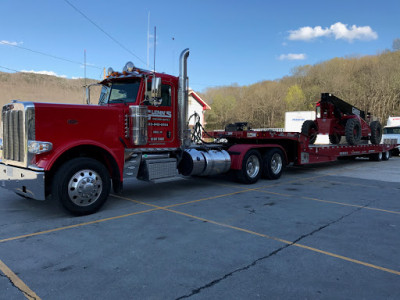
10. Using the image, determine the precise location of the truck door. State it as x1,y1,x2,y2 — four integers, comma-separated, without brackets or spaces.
144,79,178,148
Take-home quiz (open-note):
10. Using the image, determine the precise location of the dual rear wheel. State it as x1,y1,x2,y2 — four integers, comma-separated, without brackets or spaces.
236,148,285,184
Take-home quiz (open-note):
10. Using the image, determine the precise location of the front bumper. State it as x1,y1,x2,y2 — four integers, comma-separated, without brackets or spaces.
0,164,45,200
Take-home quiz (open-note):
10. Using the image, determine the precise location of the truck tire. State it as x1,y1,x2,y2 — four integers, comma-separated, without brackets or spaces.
52,157,111,215
391,148,400,156
301,120,318,144
382,151,390,161
370,121,382,145
345,118,361,145
369,152,382,161
262,148,285,180
329,133,341,144
236,149,262,184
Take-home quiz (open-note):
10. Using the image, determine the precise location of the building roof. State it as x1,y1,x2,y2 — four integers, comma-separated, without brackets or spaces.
189,89,211,111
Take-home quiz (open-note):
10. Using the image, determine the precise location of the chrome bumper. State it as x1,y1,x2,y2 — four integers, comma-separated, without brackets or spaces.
0,164,45,200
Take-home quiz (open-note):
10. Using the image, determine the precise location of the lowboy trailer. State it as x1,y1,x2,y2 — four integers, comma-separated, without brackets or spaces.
207,127,396,183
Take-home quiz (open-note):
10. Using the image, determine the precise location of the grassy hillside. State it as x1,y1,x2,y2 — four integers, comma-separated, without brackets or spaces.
0,72,98,108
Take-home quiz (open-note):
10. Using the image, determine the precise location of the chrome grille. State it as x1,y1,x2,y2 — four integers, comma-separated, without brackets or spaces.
3,109,25,162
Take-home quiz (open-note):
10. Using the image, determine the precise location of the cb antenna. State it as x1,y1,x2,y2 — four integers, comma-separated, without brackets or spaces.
153,26,156,74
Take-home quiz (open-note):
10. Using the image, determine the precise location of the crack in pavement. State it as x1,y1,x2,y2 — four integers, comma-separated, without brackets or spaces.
175,201,371,299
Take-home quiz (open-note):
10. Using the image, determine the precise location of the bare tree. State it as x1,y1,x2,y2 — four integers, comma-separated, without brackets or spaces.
393,38,400,51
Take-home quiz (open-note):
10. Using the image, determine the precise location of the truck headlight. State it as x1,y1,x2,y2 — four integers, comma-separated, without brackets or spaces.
28,141,53,154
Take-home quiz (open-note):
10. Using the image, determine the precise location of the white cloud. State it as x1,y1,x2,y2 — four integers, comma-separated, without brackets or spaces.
0,40,23,46
288,22,378,42
20,70,67,78
278,53,307,61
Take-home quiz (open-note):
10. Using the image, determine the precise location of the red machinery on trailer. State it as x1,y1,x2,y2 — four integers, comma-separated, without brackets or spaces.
301,93,382,145
0,49,397,215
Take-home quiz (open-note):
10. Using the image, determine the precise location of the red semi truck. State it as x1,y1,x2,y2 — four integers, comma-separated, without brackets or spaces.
0,49,397,215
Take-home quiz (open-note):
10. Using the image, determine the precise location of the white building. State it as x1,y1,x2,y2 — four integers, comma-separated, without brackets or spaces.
188,89,211,128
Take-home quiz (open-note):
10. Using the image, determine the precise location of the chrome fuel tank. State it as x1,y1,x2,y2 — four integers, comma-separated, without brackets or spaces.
129,105,148,146
179,148,231,176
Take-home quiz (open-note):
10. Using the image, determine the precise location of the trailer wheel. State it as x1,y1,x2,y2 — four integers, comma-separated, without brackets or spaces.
329,133,341,144
370,121,382,145
345,118,361,145
301,120,318,144
382,151,390,161
262,148,285,180
52,157,111,215
369,152,382,161
391,148,400,156
236,149,262,184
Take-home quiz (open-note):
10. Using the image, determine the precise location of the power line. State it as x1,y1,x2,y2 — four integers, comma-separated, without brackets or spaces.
63,0,147,65
0,65,20,73
0,41,103,70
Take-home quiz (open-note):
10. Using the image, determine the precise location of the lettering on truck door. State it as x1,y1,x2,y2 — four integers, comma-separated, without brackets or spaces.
144,81,176,146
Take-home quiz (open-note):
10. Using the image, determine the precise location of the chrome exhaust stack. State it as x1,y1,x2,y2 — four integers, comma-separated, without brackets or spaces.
178,48,190,149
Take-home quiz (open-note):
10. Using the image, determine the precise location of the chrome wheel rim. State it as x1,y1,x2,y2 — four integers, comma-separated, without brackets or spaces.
68,169,103,206
271,153,283,174
246,155,260,178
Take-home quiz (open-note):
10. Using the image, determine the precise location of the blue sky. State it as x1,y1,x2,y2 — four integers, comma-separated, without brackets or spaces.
1,0,399,92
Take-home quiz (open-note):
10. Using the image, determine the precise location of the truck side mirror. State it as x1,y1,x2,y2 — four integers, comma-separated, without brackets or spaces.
151,77,162,99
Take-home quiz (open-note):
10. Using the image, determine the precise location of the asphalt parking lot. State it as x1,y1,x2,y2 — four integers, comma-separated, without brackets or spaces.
1,157,399,299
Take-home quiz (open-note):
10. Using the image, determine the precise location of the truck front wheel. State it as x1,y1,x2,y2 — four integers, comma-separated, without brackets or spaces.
52,158,111,215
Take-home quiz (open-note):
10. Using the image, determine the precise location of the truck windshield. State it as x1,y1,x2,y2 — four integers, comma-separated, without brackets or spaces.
383,127,400,134
107,81,141,104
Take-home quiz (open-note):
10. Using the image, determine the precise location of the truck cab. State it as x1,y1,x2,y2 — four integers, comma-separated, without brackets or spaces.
0,49,231,215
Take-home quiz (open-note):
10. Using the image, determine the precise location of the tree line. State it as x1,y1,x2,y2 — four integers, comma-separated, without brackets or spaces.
201,50,400,130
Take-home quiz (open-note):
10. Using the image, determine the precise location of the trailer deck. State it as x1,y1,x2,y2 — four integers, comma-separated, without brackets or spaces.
208,129,397,165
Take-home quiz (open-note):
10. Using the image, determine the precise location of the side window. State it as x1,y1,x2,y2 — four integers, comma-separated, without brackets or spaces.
145,82,171,107
161,84,171,106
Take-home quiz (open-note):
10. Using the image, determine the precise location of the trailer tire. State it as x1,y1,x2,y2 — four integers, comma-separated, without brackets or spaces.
262,148,285,180
301,120,318,144
236,149,262,184
370,121,382,145
345,118,361,145
52,157,111,215
382,151,390,161
369,152,382,161
391,148,400,156
329,133,341,144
